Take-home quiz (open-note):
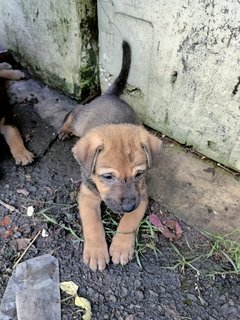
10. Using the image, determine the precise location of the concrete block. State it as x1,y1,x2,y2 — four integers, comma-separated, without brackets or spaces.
0,255,60,320
98,0,240,172
147,142,240,236
0,0,99,98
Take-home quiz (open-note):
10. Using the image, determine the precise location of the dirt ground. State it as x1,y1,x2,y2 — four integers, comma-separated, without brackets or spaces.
0,79,240,320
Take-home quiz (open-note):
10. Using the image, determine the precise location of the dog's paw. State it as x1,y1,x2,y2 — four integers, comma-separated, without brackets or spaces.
58,129,72,141
0,62,13,70
13,147,34,166
12,70,25,80
83,239,109,271
110,233,135,266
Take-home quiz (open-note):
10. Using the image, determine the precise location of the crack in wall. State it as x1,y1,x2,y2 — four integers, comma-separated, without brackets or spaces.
232,76,240,95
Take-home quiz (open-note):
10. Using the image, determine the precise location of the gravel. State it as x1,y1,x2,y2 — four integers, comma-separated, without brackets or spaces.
0,91,240,320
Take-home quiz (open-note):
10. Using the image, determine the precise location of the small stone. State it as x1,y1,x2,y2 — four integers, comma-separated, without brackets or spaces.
87,287,94,296
228,299,234,306
136,290,144,301
98,293,104,301
158,305,163,312
134,279,141,289
187,293,198,302
149,290,158,298
121,287,128,298
109,294,117,303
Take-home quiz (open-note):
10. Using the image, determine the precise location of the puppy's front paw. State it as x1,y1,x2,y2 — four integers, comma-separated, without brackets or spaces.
0,62,12,70
110,233,135,266
58,128,72,141
12,70,25,80
83,239,109,271
13,147,34,166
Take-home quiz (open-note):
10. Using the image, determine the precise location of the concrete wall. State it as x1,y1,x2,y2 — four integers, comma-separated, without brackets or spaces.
98,0,240,172
0,0,99,99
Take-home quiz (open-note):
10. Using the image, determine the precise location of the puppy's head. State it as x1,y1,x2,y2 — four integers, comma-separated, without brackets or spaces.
72,124,161,213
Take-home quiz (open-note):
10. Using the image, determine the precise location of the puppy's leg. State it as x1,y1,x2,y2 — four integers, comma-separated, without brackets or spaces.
0,69,25,80
0,62,12,70
58,111,75,140
78,184,109,271
110,198,148,266
0,122,34,165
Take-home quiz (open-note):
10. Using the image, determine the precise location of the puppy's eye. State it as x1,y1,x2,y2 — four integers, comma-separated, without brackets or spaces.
135,170,145,179
101,173,115,182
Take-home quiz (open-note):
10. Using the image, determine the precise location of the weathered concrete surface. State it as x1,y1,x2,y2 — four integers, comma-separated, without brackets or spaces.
0,0,99,99
0,255,60,320
147,142,240,236
98,0,240,172
7,77,240,237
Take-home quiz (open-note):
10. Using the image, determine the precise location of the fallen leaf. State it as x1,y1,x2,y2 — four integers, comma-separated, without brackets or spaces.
75,296,92,320
60,281,92,320
13,238,31,251
17,188,30,196
60,281,78,296
148,214,183,240
164,220,183,240
148,214,164,231
0,200,16,212
3,228,14,238
27,206,34,217
0,215,11,226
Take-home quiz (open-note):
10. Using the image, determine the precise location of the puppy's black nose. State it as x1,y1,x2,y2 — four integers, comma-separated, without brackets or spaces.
121,198,137,213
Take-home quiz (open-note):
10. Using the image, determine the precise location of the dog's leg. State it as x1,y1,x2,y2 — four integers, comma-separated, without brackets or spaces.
78,184,109,271
0,62,12,70
58,111,75,140
0,69,25,80
110,198,148,265
0,123,34,165
59,105,85,140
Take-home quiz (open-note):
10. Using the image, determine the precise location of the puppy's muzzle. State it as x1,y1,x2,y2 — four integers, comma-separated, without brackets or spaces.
105,196,140,214
121,197,138,212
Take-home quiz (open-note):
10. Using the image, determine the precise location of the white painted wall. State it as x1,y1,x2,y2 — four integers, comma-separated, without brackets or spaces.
98,0,240,172
0,0,99,98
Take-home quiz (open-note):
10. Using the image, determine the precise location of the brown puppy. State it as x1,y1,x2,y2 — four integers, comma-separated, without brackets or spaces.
60,41,161,271
0,62,34,165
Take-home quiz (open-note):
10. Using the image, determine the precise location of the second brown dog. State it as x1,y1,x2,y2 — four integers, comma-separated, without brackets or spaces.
0,62,34,165
60,40,161,271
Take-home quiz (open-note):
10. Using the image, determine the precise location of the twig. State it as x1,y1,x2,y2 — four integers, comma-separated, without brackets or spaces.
13,230,41,269
0,200,18,212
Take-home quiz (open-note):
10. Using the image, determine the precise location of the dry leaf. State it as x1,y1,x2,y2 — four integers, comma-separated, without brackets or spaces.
148,214,183,240
75,296,92,320
0,200,16,212
3,228,14,238
164,220,183,240
148,214,165,231
0,215,11,226
60,281,78,296
17,188,30,196
60,281,92,320
15,238,31,251
27,206,34,217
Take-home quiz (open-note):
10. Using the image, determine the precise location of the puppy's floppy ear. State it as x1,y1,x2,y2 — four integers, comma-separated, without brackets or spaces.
72,135,103,175
141,132,162,168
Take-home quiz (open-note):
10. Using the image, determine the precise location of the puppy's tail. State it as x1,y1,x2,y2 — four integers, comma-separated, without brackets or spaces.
104,40,131,96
